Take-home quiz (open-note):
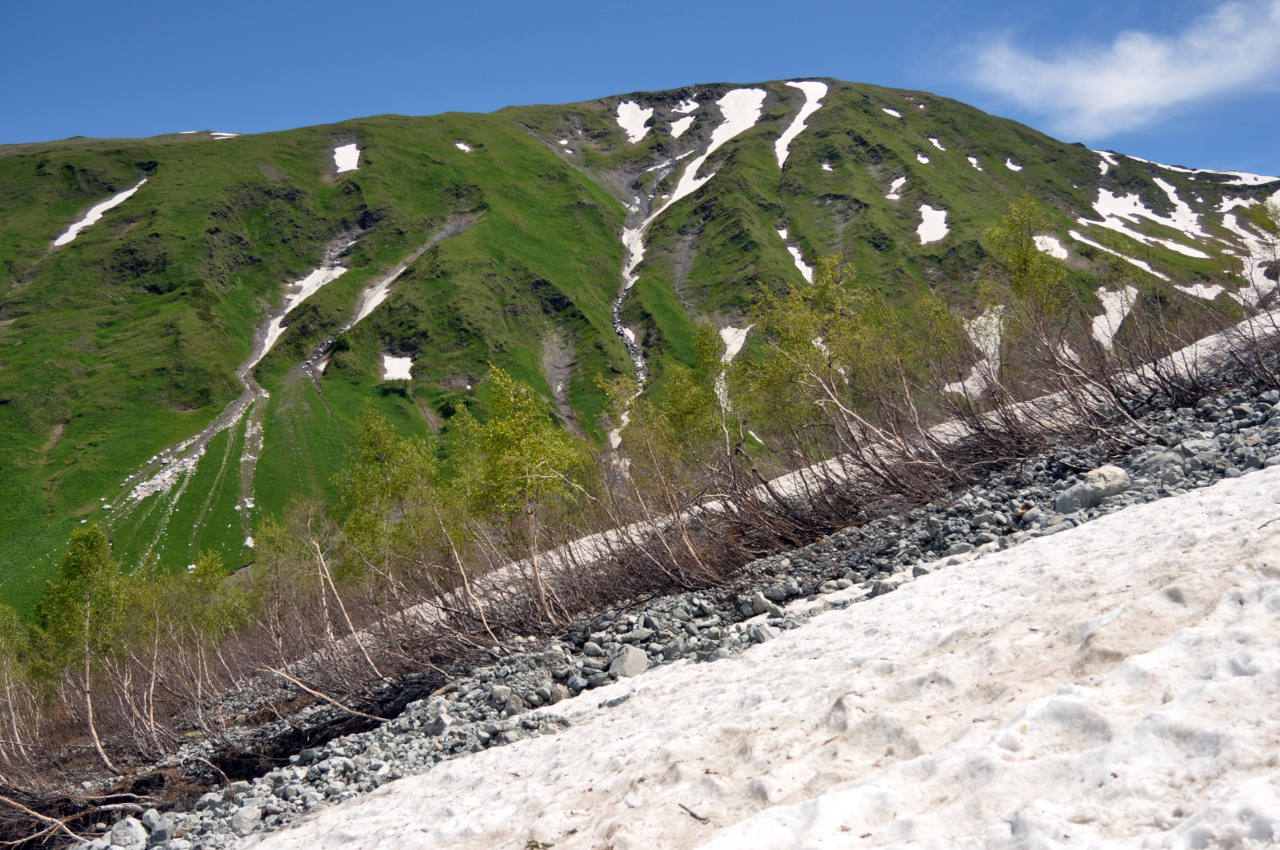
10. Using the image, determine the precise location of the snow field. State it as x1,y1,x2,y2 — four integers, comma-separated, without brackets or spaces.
670,116,695,138
332,144,360,173
944,306,1003,398
916,204,948,244
1175,283,1227,301
714,325,752,408
381,355,412,381
616,101,654,144
242,460,1280,850
53,178,148,246
774,81,828,168
1085,187,1209,259
257,265,349,367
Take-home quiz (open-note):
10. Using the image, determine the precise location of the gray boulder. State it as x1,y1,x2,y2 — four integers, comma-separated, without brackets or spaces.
608,645,648,677
109,817,147,850
1054,465,1131,513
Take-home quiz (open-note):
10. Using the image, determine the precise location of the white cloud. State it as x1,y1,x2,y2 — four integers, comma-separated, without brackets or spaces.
970,0,1280,138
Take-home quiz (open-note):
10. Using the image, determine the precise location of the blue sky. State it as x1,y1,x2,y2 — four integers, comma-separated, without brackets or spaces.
4,0,1278,174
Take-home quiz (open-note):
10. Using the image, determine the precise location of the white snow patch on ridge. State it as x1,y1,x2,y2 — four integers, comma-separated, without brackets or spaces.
916,204,947,244
774,81,827,168
333,144,361,173
1033,234,1067,259
615,101,654,144
381,355,412,381
53,178,147,246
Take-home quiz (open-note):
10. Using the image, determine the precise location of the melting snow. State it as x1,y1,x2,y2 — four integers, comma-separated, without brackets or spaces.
258,265,349,364
454,142,472,153
1005,158,1023,172
333,144,360,173
673,98,699,114
915,152,930,165
881,107,901,118
210,132,240,140
1069,230,1170,280
382,355,412,381
1094,150,1119,175
1033,234,1068,259
1091,285,1139,351
967,155,982,171
670,115,694,138
714,325,753,408
1083,188,1210,258
615,101,654,144
1221,213,1280,306
885,176,907,201
777,228,814,282
774,81,828,168
53,178,147,246
1176,283,1227,301
928,137,945,151
916,204,948,244
647,88,766,222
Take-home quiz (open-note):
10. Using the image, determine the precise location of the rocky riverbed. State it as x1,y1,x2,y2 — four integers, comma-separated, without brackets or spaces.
89,381,1280,849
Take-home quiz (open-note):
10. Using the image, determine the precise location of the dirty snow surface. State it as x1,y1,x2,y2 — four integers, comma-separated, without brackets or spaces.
616,101,654,144
332,144,360,173
244,466,1280,850
774,80,827,168
53,178,147,246
916,204,948,244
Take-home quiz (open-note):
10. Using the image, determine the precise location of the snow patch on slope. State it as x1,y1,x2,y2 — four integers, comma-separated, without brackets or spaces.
454,141,472,153
1069,230,1170,280
1176,283,1227,301
916,204,947,244
53,178,147,246
943,306,1002,398
928,136,945,151
333,144,360,173
1082,188,1210,258
616,101,654,144
777,228,813,283
670,116,694,138
648,88,766,222
1091,285,1139,351
1033,234,1068,259
881,107,901,118
381,355,412,381
1005,158,1023,171
774,80,827,168
967,155,982,171
258,266,349,364
915,152,930,165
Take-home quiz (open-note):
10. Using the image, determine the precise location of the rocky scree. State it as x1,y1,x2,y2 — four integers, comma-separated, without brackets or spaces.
92,382,1280,849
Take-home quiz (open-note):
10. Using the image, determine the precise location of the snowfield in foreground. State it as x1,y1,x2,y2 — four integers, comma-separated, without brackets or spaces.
244,466,1280,849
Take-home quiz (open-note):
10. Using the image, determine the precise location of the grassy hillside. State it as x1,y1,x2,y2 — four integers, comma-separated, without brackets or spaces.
0,79,1275,612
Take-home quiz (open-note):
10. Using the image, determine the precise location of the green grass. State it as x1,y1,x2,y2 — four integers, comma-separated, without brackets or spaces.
0,79,1272,614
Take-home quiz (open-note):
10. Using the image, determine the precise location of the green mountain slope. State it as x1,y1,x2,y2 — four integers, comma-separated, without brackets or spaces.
1,79,1276,611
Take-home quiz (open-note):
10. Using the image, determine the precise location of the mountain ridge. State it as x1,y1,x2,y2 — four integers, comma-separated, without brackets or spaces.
1,77,1277,610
